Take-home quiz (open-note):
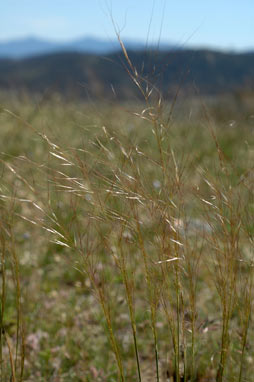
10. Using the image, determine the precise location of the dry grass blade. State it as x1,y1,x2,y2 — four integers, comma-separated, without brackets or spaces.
5,332,16,382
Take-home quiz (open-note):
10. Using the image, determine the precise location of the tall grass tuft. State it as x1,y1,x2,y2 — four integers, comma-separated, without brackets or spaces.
1,38,254,381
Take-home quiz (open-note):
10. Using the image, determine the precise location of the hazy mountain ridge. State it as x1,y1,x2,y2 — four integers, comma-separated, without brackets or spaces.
0,36,179,59
0,49,254,99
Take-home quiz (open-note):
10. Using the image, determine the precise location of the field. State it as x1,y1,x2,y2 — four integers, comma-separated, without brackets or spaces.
1,89,254,382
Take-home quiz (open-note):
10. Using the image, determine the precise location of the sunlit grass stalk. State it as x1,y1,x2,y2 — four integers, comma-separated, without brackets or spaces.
117,235,142,382
153,118,166,180
132,203,160,382
216,306,230,382
5,332,16,382
0,227,6,382
160,269,177,379
175,257,181,382
182,305,187,382
10,229,22,377
88,264,125,382
190,283,197,382
0,199,24,381
158,214,185,381
167,223,184,382
216,213,239,381
161,271,176,339
215,249,235,382
238,275,253,382
185,242,201,382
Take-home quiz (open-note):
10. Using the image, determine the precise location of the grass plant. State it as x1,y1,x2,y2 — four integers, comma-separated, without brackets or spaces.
0,45,254,381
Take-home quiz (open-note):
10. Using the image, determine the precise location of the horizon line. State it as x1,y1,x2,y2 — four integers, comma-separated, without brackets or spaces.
0,34,253,53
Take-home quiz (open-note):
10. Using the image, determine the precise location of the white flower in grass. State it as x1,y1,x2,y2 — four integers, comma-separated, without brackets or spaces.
153,179,161,189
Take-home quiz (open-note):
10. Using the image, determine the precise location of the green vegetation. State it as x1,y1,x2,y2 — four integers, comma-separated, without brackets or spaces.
1,74,254,381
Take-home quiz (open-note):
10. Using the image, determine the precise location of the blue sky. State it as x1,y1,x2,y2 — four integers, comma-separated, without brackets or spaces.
1,0,254,50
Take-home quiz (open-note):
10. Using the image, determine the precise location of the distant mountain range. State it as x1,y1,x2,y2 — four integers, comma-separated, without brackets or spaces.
0,49,254,99
0,36,179,59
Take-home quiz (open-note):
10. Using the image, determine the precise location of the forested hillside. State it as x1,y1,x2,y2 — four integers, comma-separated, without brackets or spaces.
1,49,254,99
